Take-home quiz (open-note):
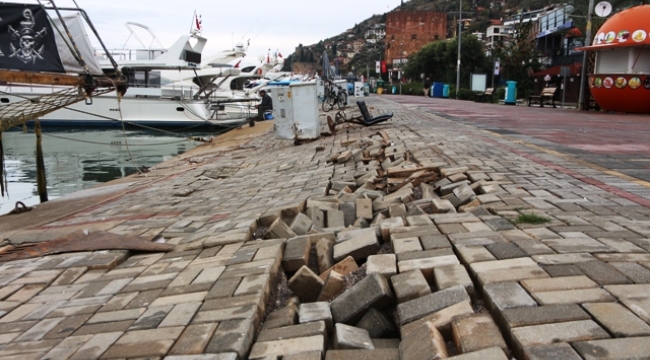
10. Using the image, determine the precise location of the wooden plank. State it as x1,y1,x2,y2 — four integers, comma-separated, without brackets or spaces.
0,70,85,86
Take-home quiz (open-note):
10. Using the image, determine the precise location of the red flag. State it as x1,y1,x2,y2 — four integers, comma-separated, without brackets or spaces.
195,13,201,30
234,60,241,68
381,61,387,74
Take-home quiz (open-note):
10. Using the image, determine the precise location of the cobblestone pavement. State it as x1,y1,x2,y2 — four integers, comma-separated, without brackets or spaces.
1,96,650,359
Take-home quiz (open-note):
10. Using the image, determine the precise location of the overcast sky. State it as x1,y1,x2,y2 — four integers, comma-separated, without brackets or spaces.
43,0,403,64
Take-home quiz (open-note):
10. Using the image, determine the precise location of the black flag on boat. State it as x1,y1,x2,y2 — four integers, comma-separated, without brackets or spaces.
0,4,65,73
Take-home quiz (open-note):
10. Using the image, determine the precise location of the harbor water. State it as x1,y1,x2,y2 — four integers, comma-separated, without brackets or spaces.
0,127,220,215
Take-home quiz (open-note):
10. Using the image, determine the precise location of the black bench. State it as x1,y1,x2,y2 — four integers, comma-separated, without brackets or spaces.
475,87,494,103
528,87,557,108
356,100,393,125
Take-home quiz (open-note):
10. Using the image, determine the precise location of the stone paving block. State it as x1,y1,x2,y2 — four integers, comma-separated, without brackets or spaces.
446,346,509,360
334,323,375,350
372,338,400,349
169,323,218,355
609,261,650,283
87,308,145,324
318,270,346,302
542,264,584,277
391,225,441,240
149,291,208,307
523,343,582,360
573,337,650,360
543,237,615,254
330,273,394,324
167,354,238,360
398,255,460,282
583,302,650,337
73,320,134,336
380,217,405,242
509,238,555,256
388,203,407,218
355,307,398,338
206,318,256,358
483,282,537,315
451,313,507,354
319,256,358,281
400,321,448,360
340,202,357,227
575,260,632,285
288,266,324,303
392,237,423,254
456,246,496,265
261,300,299,330
193,303,258,326
299,302,332,332
248,335,325,359
68,331,123,360
431,198,456,213
307,207,325,229
290,212,313,236
477,265,550,286
405,214,433,226
531,253,596,265
521,275,597,293
453,183,476,206
325,349,400,360
434,264,474,297
235,273,271,297
327,209,346,228
397,285,470,325
420,235,452,250
14,317,63,342
316,238,334,274
282,237,311,272
391,270,431,303
284,351,322,360
129,306,173,331
469,257,537,276
265,218,297,240
100,326,184,358
257,321,326,342
485,242,527,259
502,304,590,330
356,198,373,221
333,230,379,262
159,302,201,328
366,254,397,278
511,320,609,359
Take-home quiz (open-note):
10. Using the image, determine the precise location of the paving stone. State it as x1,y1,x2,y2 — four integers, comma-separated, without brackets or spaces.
521,275,597,293
290,212,313,235
73,320,135,335
583,302,650,337
388,203,407,218
573,337,650,360
391,270,431,303
478,265,549,286
523,343,583,360
392,237,423,254
469,257,537,276
372,338,401,348
43,313,92,339
257,321,326,342
398,255,460,282
169,323,218,355
318,270,346,302
400,321,448,360
604,284,650,322
509,238,555,256
100,326,184,358
543,264,584,277
391,225,442,239
397,248,455,262
288,266,324,303
193,303,258,325
87,308,145,324
333,229,379,262
482,282,537,315
235,273,271,297
366,254,397,278
15,317,63,342
609,261,650,283
159,302,201,327
575,260,632,285
543,237,615,254
451,313,507,354
485,242,527,259
456,246,496,265
356,198,373,221
325,349,399,360
206,318,256,358
299,302,332,332
316,238,334,274
379,217,405,242
283,237,311,272
434,264,474,297
502,304,590,330
266,218,297,239
532,253,596,265
420,235,451,250
68,331,123,360
355,308,398,338
261,301,298,330
333,323,374,350
248,335,325,359
330,273,394,324
431,198,456,213
397,285,470,325
446,346,509,360
283,350,322,360
405,214,434,226
319,255,358,281
307,207,325,229
511,320,609,359
453,184,476,206
327,209,346,228
340,202,357,227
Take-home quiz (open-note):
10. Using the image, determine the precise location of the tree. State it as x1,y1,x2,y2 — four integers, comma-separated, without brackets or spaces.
491,21,541,97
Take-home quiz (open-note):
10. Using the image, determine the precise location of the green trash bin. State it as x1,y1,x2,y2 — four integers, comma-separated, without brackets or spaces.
392,86,397,94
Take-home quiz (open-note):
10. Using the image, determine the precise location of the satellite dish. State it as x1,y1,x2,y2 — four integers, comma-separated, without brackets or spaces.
595,1,612,17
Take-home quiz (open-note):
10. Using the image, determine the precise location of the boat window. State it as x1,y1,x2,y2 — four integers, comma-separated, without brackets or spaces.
176,107,185,112
241,66,256,73
0,98,9,103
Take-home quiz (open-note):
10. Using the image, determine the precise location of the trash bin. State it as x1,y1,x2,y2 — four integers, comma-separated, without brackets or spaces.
505,81,517,105
363,83,370,96
392,86,397,94
432,82,444,98
377,79,385,95
442,84,450,98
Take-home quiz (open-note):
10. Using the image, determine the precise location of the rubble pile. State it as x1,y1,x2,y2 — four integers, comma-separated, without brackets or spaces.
247,133,515,359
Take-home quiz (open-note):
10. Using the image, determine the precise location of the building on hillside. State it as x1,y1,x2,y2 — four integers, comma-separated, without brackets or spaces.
485,23,513,55
384,10,447,83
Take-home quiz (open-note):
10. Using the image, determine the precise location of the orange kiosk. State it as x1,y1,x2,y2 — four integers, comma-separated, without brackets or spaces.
580,5,650,113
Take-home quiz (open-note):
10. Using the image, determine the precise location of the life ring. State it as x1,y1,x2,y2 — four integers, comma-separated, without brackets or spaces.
256,68,263,75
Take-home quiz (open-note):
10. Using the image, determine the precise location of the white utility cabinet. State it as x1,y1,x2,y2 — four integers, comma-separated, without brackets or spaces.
354,82,365,97
272,82,320,140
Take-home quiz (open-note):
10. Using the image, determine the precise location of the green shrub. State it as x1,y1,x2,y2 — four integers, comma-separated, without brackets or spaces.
401,82,425,96
495,87,505,103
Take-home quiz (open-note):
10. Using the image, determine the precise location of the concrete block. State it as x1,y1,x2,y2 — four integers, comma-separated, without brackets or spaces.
266,218,297,240
307,207,325,229
398,255,460,282
316,238,334,274
299,302,332,331
333,323,375,350
327,209,346,228
574,337,650,360
318,270,346,302
391,270,431,303
431,198,457,213
451,313,507,354
502,304,591,330
320,256,358,281
248,335,325,359
256,321,326,342
434,264,474,297
392,237,423,254
400,301,475,339
523,343,582,360
582,302,650,337
440,166,469,177
397,285,470,325
331,273,394,324
366,254,397,278
340,202,357,227
356,198,373,220
290,213,313,236
288,266,324,303
325,349,400,360
333,230,379,262
482,282,537,314
261,300,299,330
400,321,448,360
389,203,407,218
405,215,433,226
453,184,476,206
282,237,311,272
355,308,398,338
380,217,405,242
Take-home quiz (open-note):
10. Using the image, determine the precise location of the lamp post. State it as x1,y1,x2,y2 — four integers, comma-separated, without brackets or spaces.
577,0,595,110
456,0,462,99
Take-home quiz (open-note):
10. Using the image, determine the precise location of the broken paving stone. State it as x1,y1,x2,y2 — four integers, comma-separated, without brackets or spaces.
316,238,335,274
333,229,379,263
318,270,346,302
391,269,431,303
288,266,324,303
307,207,325,229
290,213,313,236
355,308,398,338
356,198,373,221
453,184,476,206
366,254,397,279
400,321,448,360
283,237,311,272
397,285,470,325
320,256,359,281
330,273,394,324
299,302,333,332
266,218,297,240
451,313,507,354
327,209,346,228
389,203,407,219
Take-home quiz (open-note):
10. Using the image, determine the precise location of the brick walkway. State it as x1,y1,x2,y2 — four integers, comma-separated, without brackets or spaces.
0,96,649,359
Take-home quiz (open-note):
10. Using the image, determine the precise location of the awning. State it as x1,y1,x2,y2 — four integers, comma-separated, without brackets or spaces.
576,42,648,51
531,63,582,77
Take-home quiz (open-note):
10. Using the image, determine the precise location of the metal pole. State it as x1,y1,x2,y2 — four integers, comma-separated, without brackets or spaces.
400,43,403,95
456,0,462,99
578,0,594,110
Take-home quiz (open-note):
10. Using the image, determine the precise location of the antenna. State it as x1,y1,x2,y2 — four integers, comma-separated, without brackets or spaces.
595,1,612,17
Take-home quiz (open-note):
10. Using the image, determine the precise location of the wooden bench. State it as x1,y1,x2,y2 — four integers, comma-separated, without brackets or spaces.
528,87,557,108
475,88,494,103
